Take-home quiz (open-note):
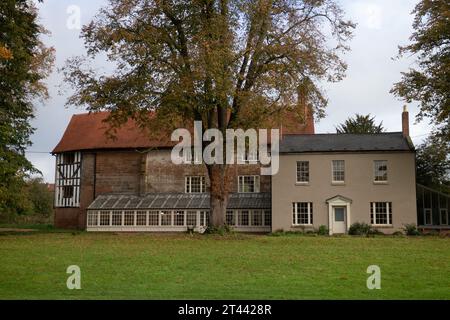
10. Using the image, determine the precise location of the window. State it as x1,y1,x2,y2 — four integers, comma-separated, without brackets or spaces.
238,210,250,226
252,210,263,226
186,211,197,227
374,160,388,182
296,161,309,183
124,211,134,226
148,211,159,226
238,175,260,193
161,211,172,226
87,212,98,226
200,211,210,226
174,211,185,226
370,202,392,225
424,208,432,225
226,210,235,226
440,209,448,225
332,160,345,183
292,202,313,225
112,211,122,226
264,210,272,226
239,149,259,163
185,176,206,193
100,211,110,226
136,211,147,226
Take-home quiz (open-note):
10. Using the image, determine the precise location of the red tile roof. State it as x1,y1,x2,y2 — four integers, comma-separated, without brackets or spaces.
53,110,314,153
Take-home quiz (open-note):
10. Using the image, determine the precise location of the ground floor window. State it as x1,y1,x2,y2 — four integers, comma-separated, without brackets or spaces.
424,208,432,225
87,209,273,229
225,209,271,228
292,202,313,225
441,209,448,225
370,202,393,225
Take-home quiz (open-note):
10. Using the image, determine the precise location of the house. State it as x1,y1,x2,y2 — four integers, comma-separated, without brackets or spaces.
52,108,419,234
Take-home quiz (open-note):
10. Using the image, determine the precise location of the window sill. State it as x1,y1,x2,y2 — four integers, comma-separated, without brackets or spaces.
292,224,313,227
371,225,393,228
373,181,388,185
331,181,345,186
295,182,310,186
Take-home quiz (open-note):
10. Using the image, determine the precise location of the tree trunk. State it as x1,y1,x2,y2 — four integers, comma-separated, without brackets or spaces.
208,164,229,227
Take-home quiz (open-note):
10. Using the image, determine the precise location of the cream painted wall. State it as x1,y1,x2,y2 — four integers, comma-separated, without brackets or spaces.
272,152,417,233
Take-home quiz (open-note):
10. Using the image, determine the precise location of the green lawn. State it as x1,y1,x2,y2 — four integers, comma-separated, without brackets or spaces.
0,231,449,299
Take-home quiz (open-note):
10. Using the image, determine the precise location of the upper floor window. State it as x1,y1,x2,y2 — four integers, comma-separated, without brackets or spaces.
370,202,392,226
332,160,345,183
238,175,260,193
185,176,206,193
374,160,388,182
292,202,313,225
296,161,309,183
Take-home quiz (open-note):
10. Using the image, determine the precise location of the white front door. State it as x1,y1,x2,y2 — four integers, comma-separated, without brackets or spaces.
333,207,347,234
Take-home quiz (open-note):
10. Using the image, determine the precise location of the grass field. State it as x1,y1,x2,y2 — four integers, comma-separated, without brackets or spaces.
0,231,449,299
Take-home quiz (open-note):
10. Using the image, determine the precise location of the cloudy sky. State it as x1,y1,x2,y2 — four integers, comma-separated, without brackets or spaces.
27,0,432,182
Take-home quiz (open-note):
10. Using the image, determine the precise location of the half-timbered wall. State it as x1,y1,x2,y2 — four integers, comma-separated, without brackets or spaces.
55,152,81,207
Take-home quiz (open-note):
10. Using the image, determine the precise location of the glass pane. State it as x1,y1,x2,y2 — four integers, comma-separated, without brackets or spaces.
334,208,345,222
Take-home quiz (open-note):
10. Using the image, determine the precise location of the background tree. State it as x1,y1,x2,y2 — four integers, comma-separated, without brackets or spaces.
63,0,354,227
0,0,54,216
391,0,449,144
336,114,384,134
416,134,450,193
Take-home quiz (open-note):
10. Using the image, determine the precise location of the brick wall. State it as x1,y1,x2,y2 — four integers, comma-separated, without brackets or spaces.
55,148,271,229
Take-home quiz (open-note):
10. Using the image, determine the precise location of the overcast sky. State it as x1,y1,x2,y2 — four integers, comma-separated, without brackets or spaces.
27,0,432,183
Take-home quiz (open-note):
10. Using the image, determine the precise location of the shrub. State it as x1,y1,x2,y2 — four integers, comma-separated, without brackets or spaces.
348,222,372,235
392,231,404,236
318,225,329,235
348,222,382,236
402,224,421,236
205,224,233,235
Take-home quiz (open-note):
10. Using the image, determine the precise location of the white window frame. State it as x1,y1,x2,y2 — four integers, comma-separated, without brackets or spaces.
238,175,260,193
332,160,345,184
185,176,206,193
296,161,310,183
370,202,393,226
292,202,313,226
374,160,388,183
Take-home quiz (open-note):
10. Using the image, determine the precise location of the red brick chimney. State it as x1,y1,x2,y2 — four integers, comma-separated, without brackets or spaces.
402,105,409,137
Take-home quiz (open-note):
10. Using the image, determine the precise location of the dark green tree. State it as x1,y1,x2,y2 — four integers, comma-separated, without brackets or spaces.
416,134,450,193
336,114,384,134
391,0,450,142
0,0,54,215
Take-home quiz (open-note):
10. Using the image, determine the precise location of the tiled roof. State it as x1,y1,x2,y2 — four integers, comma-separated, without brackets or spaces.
280,133,414,153
88,193,271,210
53,110,314,153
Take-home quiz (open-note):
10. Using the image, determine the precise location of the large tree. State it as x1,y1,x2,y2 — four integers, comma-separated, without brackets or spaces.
391,0,450,143
63,0,354,227
0,0,54,214
336,114,384,134
416,134,450,193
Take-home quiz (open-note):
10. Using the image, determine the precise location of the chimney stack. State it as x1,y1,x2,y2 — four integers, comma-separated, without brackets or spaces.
402,105,409,137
